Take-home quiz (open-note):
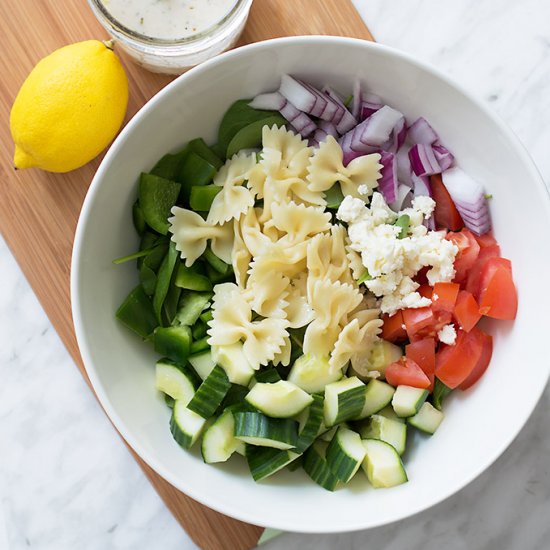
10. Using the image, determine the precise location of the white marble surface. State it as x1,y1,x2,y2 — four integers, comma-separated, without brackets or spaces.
2,0,550,548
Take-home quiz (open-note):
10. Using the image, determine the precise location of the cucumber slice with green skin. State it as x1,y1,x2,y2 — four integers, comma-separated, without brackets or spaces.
173,291,212,326
155,359,200,404
187,366,231,419
246,446,300,481
317,425,338,442
188,350,216,380
362,439,408,488
217,384,250,412
245,381,313,418
295,393,325,453
154,325,192,364
377,405,405,423
170,400,206,449
287,354,343,393
303,441,340,491
407,402,444,435
252,368,282,386
213,343,255,386
392,385,429,418
324,377,366,427
356,414,407,456
432,378,452,411
189,337,210,355
233,412,298,450
326,427,366,483
356,379,396,420
165,394,175,409
201,410,241,463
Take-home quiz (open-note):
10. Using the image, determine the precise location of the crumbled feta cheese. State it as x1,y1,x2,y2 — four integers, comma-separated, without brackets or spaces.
358,184,370,196
340,191,459,315
337,195,367,224
438,324,457,345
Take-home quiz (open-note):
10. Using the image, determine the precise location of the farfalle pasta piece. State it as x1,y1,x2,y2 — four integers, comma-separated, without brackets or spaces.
272,335,292,367
303,279,363,357
169,206,233,266
283,277,314,328
247,240,308,282
307,135,382,198
208,283,289,369
232,218,252,288
244,270,290,318
239,207,273,257
271,201,331,243
346,242,366,281
329,311,383,372
207,152,256,224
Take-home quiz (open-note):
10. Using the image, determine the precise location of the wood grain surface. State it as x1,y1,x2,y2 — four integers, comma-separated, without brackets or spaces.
0,1,373,548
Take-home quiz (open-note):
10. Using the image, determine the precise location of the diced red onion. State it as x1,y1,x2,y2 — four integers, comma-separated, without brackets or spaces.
378,151,398,203
442,167,491,235
318,120,338,137
321,86,346,124
409,144,442,176
396,147,413,186
340,132,365,166
433,143,455,172
363,92,383,104
249,92,287,111
351,79,362,119
389,183,413,212
360,101,382,121
412,173,432,197
408,117,439,145
279,75,318,112
280,101,316,137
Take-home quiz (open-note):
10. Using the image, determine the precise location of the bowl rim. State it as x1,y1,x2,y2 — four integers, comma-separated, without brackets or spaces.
71,35,550,533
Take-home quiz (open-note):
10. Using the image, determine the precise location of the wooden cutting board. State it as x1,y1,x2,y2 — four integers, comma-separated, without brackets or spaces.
0,2,373,548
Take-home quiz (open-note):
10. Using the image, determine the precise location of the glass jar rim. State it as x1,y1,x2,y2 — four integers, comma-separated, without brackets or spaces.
89,0,249,45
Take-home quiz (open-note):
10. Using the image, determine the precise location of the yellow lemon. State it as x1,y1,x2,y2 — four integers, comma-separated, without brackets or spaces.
10,40,129,173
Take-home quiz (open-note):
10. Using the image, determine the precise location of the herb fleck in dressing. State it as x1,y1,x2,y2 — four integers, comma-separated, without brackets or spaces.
102,0,238,40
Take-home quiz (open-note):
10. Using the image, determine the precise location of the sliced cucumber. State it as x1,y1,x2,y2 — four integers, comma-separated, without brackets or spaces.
188,350,216,380
324,377,366,427
378,405,405,423
407,402,444,435
253,368,282,385
317,425,338,442
287,354,343,393
362,439,408,488
187,365,231,419
356,379,395,419
201,410,241,463
392,385,429,418
356,414,407,456
233,411,298,450
303,441,340,491
155,359,199,404
295,393,325,453
245,381,313,418
217,384,250,412
213,343,255,386
246,446,300,481
326,426,366,483
170,400,206,449
432,378,452,411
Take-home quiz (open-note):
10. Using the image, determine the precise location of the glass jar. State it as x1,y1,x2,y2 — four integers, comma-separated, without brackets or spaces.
87,0,253,74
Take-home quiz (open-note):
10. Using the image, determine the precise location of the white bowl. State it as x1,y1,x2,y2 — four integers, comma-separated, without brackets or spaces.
71,36,550,533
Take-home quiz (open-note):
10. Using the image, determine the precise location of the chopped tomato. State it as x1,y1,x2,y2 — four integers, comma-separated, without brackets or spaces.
386,357,431,389
446,229,480,283
459,331,493,390
435,327,486,388
403,306,452,341
432,282,460,313
406,338,436,389
474,233,499,250
453,290,481,332
478,257,517,320
381,310,407,342
414,266,430,286
430,174,464,231
417,284,433,299
465,244,502,298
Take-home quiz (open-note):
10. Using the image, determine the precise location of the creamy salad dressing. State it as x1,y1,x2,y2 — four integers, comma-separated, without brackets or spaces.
101,0,238,40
